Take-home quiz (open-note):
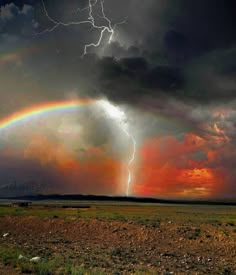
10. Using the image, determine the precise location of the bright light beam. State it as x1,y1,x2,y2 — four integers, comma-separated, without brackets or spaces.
39,0,127,57
98,99,136,196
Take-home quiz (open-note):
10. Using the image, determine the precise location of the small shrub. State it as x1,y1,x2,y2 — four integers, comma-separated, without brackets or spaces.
189,228,201,240
226,221,235,227
223,267,232,275
64,262,89,275
19,262,34,273
222,230,229,237
34,261,53,275
208,220,222,226
111,248,123,257
0,247,19,266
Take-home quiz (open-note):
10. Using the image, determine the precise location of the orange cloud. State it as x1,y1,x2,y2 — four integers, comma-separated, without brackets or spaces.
133,134,225,198
24,135,122,195
3,131,233,198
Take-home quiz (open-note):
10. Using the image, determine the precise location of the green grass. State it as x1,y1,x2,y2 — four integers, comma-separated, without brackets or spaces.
0,246,105,274
0,246,20,267
0,204,236,225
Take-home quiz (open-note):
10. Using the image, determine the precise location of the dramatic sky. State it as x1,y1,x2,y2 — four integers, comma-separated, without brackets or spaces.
0,0,236,199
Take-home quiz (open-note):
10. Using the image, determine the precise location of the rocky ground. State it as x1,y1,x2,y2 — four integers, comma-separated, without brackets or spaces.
0,213,235,274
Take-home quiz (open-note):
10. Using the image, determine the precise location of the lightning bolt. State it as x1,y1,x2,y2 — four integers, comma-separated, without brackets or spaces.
98,99,136,197
38,2,132,194
121,126,136,196
39,0,126,57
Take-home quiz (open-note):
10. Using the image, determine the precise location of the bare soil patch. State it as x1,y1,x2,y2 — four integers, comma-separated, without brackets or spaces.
0,205,235,274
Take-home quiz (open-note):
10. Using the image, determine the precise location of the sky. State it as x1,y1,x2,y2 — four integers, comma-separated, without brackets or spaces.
0,0,236,199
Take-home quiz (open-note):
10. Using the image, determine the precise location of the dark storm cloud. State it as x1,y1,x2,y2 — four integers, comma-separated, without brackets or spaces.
0,0,235,137
1,0,236,106
185,47,236,102
0,155,64,196
97,56,184,104
96,0,236,104
0,0,235,150
162,1,236,61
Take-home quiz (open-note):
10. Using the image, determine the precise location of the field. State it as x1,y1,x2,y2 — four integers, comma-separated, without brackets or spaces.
0,201,235,274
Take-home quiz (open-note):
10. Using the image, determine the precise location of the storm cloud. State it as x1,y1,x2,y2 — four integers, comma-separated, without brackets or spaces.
0,0,235,198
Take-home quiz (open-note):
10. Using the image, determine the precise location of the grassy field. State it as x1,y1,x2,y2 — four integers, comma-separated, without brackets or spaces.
0,202,235,274
0,246,105,275
0,202,236,225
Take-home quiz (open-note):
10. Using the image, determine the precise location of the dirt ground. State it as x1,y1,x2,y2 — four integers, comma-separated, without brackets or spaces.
0,208,236,274
0,262,19,275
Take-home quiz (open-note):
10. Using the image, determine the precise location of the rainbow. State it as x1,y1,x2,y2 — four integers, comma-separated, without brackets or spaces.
0,46,42,66
0,99,94,131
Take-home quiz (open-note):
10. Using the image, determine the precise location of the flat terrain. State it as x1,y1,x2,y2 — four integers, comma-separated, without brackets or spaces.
0,202,235,274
